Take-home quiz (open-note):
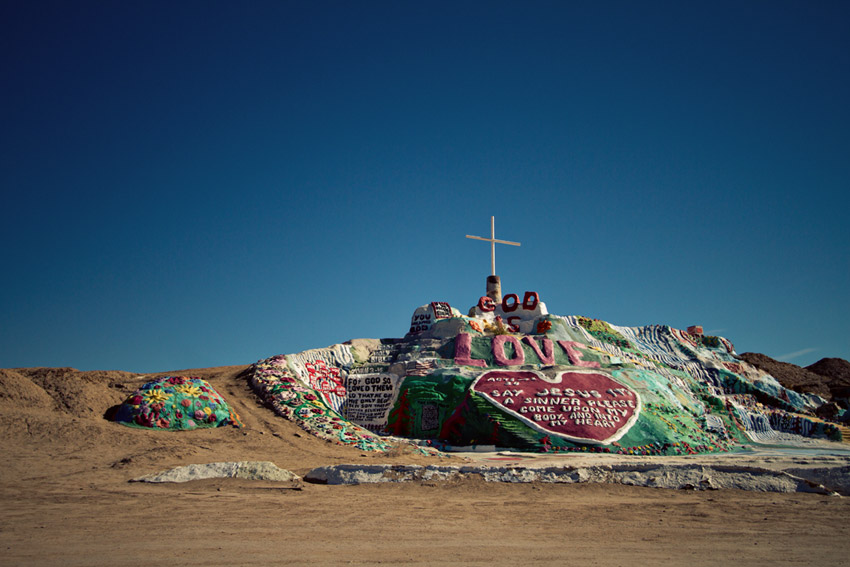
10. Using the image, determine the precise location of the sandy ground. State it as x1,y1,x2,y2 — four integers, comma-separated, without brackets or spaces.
2,365,850,566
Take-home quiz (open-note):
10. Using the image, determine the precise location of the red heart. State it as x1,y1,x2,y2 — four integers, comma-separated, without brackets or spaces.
471,369,641,444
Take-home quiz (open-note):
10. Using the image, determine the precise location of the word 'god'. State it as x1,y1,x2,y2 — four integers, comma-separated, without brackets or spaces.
471,291,548,334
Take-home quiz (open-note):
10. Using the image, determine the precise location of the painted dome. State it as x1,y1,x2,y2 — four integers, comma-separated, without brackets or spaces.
113,376,242,430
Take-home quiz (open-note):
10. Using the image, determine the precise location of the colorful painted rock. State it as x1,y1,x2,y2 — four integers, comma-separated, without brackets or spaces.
470,369,641,444
112,376,243,430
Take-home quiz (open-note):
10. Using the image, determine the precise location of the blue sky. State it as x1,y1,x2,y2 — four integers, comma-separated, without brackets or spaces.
2,1,848,373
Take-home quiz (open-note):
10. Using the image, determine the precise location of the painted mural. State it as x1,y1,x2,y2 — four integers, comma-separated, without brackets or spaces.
245,293,841,454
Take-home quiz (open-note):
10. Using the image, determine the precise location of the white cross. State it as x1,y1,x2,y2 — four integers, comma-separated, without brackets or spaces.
466,216,521,276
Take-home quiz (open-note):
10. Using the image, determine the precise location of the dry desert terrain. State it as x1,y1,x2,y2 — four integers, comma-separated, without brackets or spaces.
2,365,849,566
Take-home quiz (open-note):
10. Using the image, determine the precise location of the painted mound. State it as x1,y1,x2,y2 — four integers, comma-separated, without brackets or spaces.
249,355,391,451
247,294,841,454
113,376,243,430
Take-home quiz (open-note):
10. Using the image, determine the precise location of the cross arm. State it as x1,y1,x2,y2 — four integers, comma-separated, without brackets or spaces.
465,235,521,246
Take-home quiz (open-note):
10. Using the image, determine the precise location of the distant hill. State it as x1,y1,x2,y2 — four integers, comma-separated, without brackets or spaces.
807,358,850,401
739,353,850,403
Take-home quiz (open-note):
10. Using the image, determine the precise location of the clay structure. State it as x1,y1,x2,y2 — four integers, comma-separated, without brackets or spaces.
246,293,839,454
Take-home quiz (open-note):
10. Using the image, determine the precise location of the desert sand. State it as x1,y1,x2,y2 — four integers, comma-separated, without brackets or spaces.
2,365,849,566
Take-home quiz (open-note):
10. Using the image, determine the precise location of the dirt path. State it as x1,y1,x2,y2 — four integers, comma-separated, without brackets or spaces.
2,474,849,566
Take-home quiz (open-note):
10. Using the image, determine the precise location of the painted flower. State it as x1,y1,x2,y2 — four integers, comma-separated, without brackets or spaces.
469,320,483,333
536,320,552,334
180,398,192,407
143,390,172,404
186,419,196,428
174,384,202,397
194,410,206,420
135,413,154,427
156,418,170,428
167,376,187,385
129,395,143,406
276,390,297,402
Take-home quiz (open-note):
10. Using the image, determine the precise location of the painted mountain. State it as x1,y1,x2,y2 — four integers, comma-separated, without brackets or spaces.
247,293,841,455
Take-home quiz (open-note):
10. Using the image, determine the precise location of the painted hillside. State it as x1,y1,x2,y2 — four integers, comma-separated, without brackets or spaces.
247,292,840,455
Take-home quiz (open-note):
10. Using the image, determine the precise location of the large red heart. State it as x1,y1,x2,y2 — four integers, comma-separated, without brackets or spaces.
470,369,641,444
